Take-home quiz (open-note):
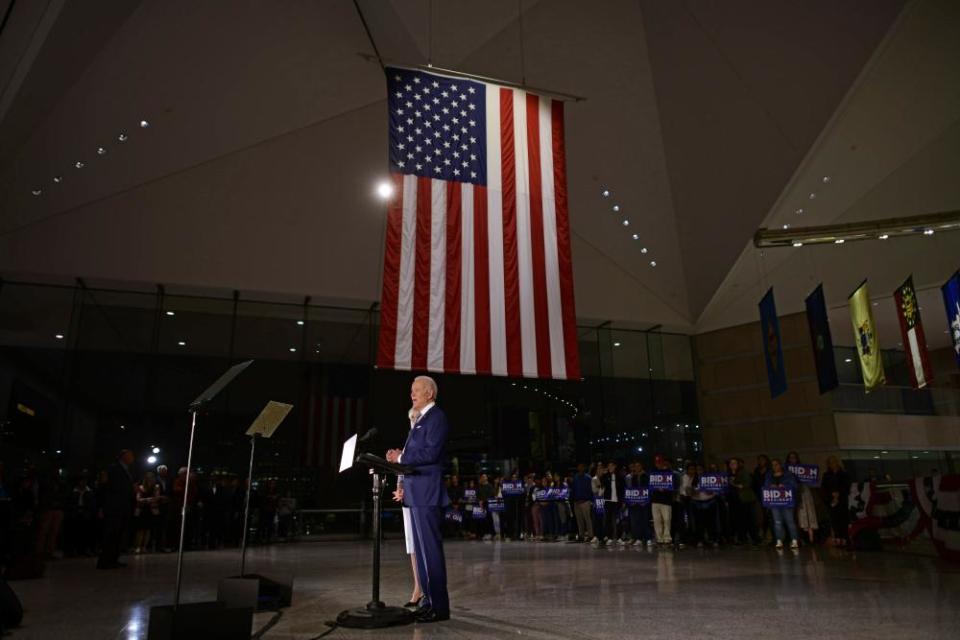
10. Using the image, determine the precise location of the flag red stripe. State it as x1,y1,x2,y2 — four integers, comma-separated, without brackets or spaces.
474,186,492,374
412,177,432,370
526,93,552,378
500,88,523,377
377,173,404,369
444,181,462,373
322,396,334,467
551,100,580,379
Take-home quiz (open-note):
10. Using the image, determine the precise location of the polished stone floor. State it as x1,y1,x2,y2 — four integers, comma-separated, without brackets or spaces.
7,539,960,639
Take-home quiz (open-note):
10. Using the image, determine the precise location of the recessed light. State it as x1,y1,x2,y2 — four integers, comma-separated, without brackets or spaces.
31,188,42,196
782,223,790,230
140,120,150,128
923,228,934,236
631,233,639,240
297,320,305,326
55,334,64,340
649,260,657,267
641,247,648,254
177,341,186,346
612,204,620,213
53,176,63,184
289,347,296,353
792,241,803,247
881,450,888,454
376,180,394,199
613,342,621,347
809,193,816,200
622,219,629,226
834,239,845,244
822,176,831,183
74,161,85,169
118,133,128,142
166,311,175,316
879,234,889,240
601,189,610,198
795,208,804,215
845,358,852,363
97,147,107,156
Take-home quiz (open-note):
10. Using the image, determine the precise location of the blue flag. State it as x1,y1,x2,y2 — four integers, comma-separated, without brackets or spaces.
805,284,839,394
943,270,960,369
759,288,787,398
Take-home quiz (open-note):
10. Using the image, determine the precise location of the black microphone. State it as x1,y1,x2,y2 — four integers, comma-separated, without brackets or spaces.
358,427,378,443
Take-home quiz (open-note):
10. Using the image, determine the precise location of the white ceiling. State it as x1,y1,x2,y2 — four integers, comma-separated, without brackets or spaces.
0,0,955,340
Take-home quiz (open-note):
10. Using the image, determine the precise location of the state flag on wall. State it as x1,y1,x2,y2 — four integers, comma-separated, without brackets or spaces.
376,67,580,380
943,270,960,370
758,288,787,399
805,283,838,394
849,280,885,392
893,276,933,389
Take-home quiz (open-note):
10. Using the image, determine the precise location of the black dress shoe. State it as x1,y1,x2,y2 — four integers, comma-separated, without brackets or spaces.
414,607,449,623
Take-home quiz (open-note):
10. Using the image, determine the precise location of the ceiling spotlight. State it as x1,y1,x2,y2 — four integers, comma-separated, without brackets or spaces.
809,193,816,200
152,447,161,454
55,334,64,340
376,180,394,199
31,188,42,196
845,358,852,363
118,133,128,142
74,161,85,169
601,189,610,198
923,228,934,236
834,239,845,244
612,204,620,212
147,455,157,464
649,260,657,267
641,247,648,254
289,347,297,353
631,233,639,240
97,146,107,156
795,208,804,215
879,234,889,240
177,341,186,346
822,176,831,183
613,342,621,347
792,241,803,247
140,120,150,128
622,219,629,227
782,224,790,230
53,176,63,184
297,320,305,326
165,311,175,316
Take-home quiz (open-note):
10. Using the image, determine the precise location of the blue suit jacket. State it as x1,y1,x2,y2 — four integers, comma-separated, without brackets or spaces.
401,405,450,508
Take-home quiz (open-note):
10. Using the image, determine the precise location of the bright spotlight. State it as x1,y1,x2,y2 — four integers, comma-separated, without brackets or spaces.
147,455,157,464
376,181,394,199
152,447,160,454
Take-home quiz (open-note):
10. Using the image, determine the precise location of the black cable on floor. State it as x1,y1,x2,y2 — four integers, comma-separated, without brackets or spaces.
251,610,283,639
306,621,339,640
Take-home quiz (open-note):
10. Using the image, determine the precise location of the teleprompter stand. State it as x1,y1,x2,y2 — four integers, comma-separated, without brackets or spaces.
147,360,254,640
336,448,417,629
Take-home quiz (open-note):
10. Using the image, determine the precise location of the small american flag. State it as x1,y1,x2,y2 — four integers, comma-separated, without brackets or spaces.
377,67,580,380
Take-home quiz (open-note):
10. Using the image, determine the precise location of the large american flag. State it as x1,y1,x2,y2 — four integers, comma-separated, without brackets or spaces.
300,396,365,468
377,67,580,380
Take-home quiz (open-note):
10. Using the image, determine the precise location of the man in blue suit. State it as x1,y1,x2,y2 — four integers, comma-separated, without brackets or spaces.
387,375,450,622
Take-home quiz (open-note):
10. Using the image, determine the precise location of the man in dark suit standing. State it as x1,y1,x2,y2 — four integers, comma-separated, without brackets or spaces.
386,376,450,623
97,450,135,569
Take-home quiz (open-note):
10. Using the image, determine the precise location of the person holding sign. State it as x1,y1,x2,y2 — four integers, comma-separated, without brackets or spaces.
764,459,799,550
786,452,819,545
600,461,625,545
625,462,652,547
570,463,595,542
727,458,759,545
385,376,450,623
650,456,675,546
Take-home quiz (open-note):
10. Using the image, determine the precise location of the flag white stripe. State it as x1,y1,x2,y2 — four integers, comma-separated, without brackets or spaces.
538,98,566,379
485,88,507,376
428,180,447,372
513,89,537,377
395,174,418,369
907,327,927,388
460,183,477,374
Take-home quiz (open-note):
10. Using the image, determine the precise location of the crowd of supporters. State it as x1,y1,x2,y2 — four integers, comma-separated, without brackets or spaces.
441,452,855,551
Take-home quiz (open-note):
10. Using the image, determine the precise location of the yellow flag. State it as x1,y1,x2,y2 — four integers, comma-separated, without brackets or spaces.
849,281,885,391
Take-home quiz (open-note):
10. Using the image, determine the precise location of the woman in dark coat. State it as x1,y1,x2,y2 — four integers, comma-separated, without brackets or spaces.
821,455,851,547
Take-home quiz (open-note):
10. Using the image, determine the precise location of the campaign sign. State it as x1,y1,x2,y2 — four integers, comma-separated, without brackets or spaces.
487,498,505,512
463,489,477,503
444,509,463,524
624,487,650,506
501,481,525,496
788,464,820,486
593,497,605,515
648,472,674,491
472,506,488,519
696,473,728,494
549,487,570,501
761,486,795,508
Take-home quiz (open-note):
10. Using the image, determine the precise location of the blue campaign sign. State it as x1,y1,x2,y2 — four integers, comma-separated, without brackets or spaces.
487,498,505,512
593,497,605,515
648,472,674,491
501,481,525,496
444,509,463,524
761,486,795,508
463,489,477,503
696,473,728,494
472,506,488,519
534,487,569,501
624,487,650,506
788,464,820,486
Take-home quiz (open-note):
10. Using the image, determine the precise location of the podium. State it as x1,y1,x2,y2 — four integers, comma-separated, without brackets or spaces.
336,439,417,629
